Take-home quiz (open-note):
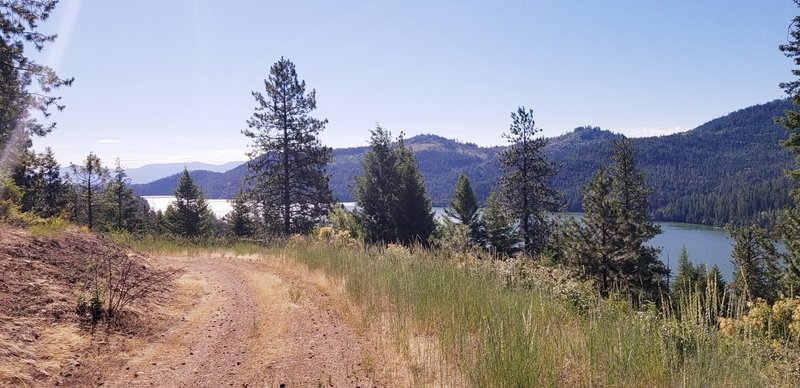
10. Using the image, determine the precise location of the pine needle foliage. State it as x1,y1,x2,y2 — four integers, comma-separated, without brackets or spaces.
243,57,333,235
499,106,561,255
164,169,215,238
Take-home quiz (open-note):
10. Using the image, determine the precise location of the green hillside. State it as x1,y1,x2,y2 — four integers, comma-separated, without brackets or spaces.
133,99,795,226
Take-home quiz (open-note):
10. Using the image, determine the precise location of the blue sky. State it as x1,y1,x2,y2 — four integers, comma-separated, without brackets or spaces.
30,1,798,168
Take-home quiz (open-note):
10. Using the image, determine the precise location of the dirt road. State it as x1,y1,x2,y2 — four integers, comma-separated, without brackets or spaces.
102,256,383,387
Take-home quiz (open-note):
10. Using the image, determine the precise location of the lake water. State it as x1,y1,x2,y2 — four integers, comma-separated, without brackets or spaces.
144,197,735,280
142,196,233,219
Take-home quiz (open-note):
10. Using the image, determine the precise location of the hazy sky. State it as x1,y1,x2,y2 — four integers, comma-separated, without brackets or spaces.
29,1,798,168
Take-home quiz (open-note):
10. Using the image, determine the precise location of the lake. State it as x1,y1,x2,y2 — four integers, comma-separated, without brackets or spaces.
143,197,735,280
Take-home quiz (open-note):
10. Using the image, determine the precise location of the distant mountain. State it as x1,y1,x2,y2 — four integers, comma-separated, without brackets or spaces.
125,161,244,184
132,99,796,226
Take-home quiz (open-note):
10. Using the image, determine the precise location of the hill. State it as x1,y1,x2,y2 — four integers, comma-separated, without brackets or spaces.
132,99,796,226
125,161,244,184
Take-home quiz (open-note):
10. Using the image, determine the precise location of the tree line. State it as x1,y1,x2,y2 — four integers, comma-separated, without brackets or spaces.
3,2,800,307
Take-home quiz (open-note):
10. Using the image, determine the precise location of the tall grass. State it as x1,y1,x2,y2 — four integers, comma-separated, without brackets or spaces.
267,240,779,387
127,235,789,386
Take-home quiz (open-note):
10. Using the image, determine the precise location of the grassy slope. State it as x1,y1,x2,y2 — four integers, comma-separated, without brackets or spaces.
126,235,791,387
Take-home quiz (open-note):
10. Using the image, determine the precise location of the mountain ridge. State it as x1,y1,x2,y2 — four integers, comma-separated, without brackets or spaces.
132,99,796,226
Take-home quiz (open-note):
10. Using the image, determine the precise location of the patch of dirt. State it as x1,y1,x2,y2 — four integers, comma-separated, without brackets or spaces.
2,227,413,386
0,226,175,386
100,256,388,387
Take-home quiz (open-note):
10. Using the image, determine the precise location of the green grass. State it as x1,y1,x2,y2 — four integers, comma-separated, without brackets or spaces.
127,235,789,386
267,240,781,387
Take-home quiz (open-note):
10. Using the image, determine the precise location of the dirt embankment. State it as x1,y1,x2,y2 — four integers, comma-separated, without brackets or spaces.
0,227,174,387
1,227,410,387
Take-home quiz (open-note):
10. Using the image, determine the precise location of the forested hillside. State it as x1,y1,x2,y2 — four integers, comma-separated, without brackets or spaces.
132,99,795,226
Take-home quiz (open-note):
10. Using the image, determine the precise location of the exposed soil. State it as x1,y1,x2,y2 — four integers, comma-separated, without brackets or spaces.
99,256,381,387
1,227,409,387
0,227,173,387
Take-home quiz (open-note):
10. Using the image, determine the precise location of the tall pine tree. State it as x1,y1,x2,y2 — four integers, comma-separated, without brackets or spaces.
499,106,561,256
243,58,333,235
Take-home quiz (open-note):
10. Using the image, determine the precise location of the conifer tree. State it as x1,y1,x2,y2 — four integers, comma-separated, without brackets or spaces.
393,138,435,245
106,158,140,231
0,0,72,155
565,138,668,300
352,126,399,244
566,168,624,294
11,146,65,217
481,190,518,257
243,57,333,235
352,127,435,245
671,247,701,301
445,173,483,244
729,225,780,302
70,152,109,229
224,192,256,238
778,4,800,297
164,169,215,238
499,106,561,255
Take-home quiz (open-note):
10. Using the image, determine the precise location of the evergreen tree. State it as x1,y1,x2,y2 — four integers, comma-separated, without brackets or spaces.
779,0,800,204
106,158,140,231
164,169,215,238
565,138,668,300
352,126,399,244
729,225,780,302
607,136,668,299
499,106,561,255
70,152,109,229
778,2,800,298
445,173,483,245
393,138,435,244
566,168,624,295
671,247,701,301
243,57,333,235
481,190,518,257
780,208,800,296
0,0,72,156
36,147,66,217
352,128,435,245
224,192,256,238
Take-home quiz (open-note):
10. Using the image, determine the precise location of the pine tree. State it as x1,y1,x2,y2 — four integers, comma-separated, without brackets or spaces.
352,128,434,245
565,138,668,300
445,173,483,245
780,208,800,296
164,169,215,238
671,247,701,301
499,106,561,256
243,57,333,235
106,158,140,231
70,152,109,229
224,192,256,238
0,1,72,155
566,168,624,294
392,138,435,245
729,225,780,302
481,190,518,257
607,136,668,299
36,147,66,218
778,3,800,297
352,126,399,244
